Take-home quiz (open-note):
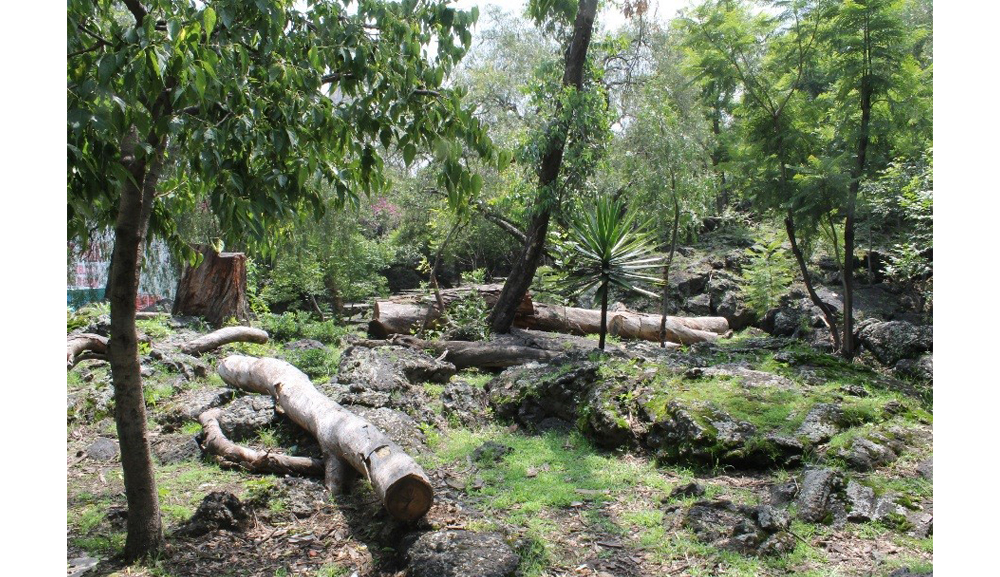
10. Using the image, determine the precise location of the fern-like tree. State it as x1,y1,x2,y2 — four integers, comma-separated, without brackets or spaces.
561,196,662,350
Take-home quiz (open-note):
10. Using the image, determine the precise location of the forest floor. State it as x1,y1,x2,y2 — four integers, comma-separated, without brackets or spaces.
66,313,932,577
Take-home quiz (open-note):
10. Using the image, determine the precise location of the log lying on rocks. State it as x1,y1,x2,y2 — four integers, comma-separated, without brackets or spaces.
370,291,729,345
369,284,533,337
198,408,324,476
67,333,109,369
217,355,433,521
358,336,558,370
515,303,728,344
181,326,269,355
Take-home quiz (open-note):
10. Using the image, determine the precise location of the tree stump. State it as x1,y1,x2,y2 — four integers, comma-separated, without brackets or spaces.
173,245,249,327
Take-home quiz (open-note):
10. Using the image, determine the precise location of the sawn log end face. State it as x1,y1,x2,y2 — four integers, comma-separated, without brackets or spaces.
384,473,434,522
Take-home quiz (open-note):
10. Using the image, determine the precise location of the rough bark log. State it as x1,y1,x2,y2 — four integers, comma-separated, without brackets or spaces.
68,333,109,369
360,336,558,370
369,285,533,338
488,0,599,334
172,245,249,327
181,326,270,356
217,355,433,521
197,408,325,476
372,297,728,345
514,303,727,345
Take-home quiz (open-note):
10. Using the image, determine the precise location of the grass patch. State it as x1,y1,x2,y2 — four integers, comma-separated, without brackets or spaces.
137,317,173,339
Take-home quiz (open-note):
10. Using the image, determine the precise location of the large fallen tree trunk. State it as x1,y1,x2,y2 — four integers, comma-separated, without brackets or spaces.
515,303,729,344
371,293,729,345
198,408,325,476
358,336,559,370
369,284,533,337
181,326,269,356
173,245,249,327
217,355,432,521
67,333,109,369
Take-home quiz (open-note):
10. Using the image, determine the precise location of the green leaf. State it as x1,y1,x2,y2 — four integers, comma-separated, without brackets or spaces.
167,18,181,41
98,56,116,85
403,143,417,166
203,7,217,40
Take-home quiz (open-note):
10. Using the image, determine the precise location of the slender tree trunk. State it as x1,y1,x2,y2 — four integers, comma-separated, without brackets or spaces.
420,220,463,336
843,71,873,359
107,126,168,561
488,0,598,334
785,212,841,351
598,281,608,350
659,174,681,348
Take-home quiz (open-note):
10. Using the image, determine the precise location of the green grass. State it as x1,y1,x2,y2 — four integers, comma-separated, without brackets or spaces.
457,369,492,389
137,317,173,339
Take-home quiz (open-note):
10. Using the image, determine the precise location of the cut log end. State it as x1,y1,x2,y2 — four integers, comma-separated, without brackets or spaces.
384,474,434,522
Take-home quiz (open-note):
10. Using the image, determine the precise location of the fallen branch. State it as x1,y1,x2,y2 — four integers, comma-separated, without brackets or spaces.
67,333,109,369
181,326,269,355
217,355,433,521
361,336,558,370
198,408,324,476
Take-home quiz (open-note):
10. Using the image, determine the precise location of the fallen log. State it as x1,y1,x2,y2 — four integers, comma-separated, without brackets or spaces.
359,336,558,370
370,285,728,345
514,303,728,344
198,408,325,476
217,355,433,521
369,284,533,338
181,326,269,356
67,333,109,369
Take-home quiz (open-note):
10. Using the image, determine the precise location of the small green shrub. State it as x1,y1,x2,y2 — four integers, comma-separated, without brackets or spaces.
741,231,796,316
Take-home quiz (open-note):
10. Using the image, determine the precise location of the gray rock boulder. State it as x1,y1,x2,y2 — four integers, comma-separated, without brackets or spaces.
796,404,845,444
174,492,252,537
858,321,932,366
406,530,520,577
796,467,845,523
219,395,278,441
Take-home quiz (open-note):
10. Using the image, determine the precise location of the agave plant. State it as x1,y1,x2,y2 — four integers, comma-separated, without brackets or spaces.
560,196,663,350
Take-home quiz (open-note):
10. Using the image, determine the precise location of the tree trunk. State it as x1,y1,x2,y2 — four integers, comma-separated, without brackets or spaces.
843,73,873,359
181,326,270,356
217,356,434,520
518,303,726,344
420,220,463,336
107,125,167,561
370,285,532,338
659,176,681,348
67,333,109,369
172,245,249,327
598,282,609,350
784,212,841,351
373,294,726,345
488,0,599,334
367,336,559,370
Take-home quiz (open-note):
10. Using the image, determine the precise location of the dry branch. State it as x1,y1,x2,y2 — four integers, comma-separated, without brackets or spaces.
198,408,324,476
181,326,269,355
217,355,433,521
67,333,109,369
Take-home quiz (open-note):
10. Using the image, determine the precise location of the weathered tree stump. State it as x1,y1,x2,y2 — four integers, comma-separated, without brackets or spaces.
173,245,248,327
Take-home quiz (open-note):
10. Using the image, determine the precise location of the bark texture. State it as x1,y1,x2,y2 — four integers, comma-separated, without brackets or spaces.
181,326,269,356
488,0,599,334
198,408,324,476
368,336,558,370
372,297,728,345
519,303,726,345
217,355,433,521
173,245,249,327
107,123,168,560
67,333,109,369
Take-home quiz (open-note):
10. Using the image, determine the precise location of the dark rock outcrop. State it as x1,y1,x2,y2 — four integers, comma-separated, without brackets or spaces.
174,492,252,537
670,499,796,556
406,530,520,577
858,321,932,366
